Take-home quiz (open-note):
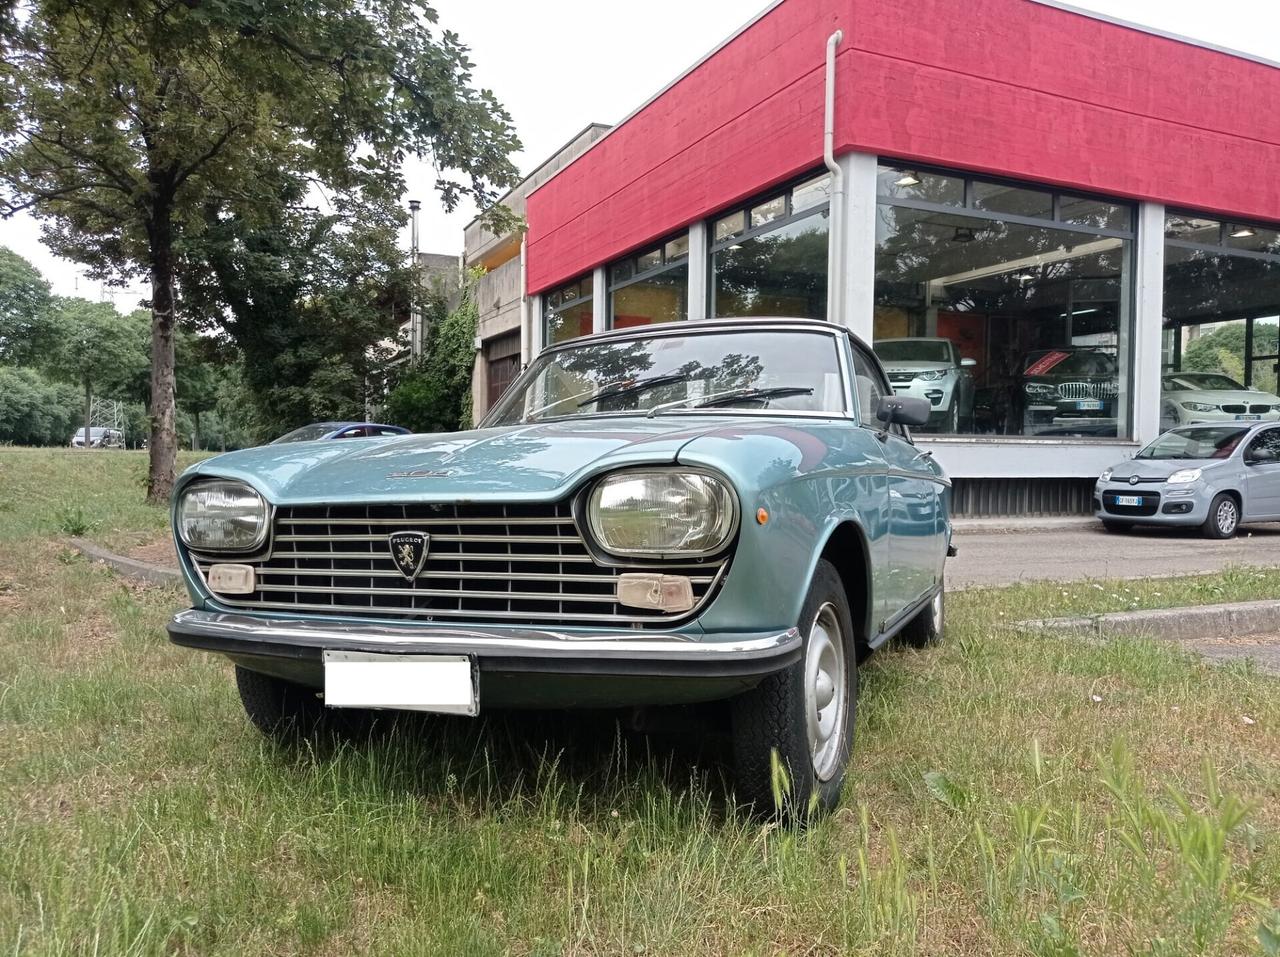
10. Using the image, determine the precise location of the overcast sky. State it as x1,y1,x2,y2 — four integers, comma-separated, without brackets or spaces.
3,0,1278,309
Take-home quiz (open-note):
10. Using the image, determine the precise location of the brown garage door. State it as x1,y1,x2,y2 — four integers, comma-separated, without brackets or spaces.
485,331,522,411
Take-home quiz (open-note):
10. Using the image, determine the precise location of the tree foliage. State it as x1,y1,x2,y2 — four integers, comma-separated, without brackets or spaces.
384,273,479,434
0,246,52,363
0,365,80,445
1,0,520,498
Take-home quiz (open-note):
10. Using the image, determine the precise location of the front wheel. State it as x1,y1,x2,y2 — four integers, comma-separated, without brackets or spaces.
731,559,856,821
235,666,373,740
1202,492,1240,539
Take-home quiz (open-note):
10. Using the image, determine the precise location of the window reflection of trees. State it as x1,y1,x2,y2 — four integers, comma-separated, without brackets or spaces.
713,218,829,319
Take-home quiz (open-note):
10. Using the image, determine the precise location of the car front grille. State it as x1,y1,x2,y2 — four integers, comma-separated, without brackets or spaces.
1102,489,1161,517
1251,404,1274,414
1056,381,1118,400
187,502,729,628
1221,404,1247,414
887,372,918,384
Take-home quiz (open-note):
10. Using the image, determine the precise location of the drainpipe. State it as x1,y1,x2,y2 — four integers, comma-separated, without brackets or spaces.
519,235,530,365
823,30,844,326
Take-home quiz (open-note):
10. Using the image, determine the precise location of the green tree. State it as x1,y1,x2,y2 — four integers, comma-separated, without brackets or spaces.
384,274,479,433
0,246,52,363
1,0,519,501
40,298,148,451
0,365,79,445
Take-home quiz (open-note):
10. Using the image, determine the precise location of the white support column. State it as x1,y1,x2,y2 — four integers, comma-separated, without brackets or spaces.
687,220,708,321
837,151,879,343
1132,202,1166,445
527,293,542,360
592,266,608,334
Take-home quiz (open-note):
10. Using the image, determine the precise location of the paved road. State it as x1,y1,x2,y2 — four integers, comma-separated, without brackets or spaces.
950,521,1280,589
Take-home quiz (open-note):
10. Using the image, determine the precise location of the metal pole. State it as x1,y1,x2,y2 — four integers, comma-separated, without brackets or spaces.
823,30,844,327
408,199,421,358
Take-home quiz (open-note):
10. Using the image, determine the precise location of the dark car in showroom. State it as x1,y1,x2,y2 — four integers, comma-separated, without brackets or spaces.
1010,348,1119,436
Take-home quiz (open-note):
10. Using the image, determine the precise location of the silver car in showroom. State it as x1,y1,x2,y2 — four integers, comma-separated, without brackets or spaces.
874,337,975,432
1095,422,1280,538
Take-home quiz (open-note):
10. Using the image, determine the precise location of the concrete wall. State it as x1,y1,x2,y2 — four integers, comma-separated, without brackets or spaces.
525,0,1280,294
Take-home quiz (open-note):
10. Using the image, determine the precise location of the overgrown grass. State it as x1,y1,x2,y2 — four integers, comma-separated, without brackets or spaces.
1,451,1278,954
0,447,209,548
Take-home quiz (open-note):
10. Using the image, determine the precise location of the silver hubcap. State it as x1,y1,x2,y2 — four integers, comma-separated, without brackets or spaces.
804,603,847,782
1217,499,1237,534
932,589,944,634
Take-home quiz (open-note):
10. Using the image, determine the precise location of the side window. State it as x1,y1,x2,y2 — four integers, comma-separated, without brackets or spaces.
1248,429,1280,458
850,345,889,429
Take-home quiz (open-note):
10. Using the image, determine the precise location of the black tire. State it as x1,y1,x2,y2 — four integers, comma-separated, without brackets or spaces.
1101,520,1132,533
235,666,372,740
1201,492,1240,540
730,559,856,822
945,401,960,434
899,581,944,649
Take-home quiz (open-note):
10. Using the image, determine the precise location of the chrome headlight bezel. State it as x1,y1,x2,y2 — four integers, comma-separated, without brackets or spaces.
914,369,946,382
583,468,739,560
176,479,271,554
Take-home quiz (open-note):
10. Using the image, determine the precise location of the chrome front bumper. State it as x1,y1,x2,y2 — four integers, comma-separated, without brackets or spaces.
167,609,801,680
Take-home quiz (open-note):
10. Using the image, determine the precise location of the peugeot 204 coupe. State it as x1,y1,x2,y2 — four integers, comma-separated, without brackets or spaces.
168,319,953,817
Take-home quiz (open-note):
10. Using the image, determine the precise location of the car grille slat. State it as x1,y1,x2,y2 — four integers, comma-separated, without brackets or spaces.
189,501,729,627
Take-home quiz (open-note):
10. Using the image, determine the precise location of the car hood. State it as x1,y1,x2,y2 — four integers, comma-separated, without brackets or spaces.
1163,388,1280,405
880,360,951,374
182,417,754,504
1107,457,1227,481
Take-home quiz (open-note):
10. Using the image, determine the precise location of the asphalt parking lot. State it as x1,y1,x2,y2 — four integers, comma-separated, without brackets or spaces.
950,520,1280,589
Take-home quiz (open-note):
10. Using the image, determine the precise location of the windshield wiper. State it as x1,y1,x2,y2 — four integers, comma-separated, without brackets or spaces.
648,385,814,417
577,372,689,408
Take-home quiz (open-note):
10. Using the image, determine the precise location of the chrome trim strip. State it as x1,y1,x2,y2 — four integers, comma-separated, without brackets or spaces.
277,516,576,527
205,596,695,624
231,566,715,585
170,609,800,659
275,533,575,544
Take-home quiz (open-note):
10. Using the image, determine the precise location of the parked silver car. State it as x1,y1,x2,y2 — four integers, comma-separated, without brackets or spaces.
1095,422,1280,538
874,337,975,432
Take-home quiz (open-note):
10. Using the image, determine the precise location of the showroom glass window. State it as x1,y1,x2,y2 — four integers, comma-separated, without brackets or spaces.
608,234,689,329
709,173,831,319
873,164,1135,439
543,275,593,346
1162,214,1280,433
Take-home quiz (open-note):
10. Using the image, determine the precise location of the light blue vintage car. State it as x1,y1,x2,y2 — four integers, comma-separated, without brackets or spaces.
168,319,953,817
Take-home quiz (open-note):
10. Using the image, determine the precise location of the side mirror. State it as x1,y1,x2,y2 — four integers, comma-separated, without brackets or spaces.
876,394,931,428
960,357,977,368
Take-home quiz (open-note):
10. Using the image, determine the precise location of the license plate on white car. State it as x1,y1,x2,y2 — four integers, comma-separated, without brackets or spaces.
322,651,477,715
1075,399,1103,411
1236,414,1261,421
1113,495,1143,507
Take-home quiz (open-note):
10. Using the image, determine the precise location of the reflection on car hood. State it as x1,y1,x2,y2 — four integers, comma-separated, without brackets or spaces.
879,361,951,374
1163,388,1280,405
182,417,756,503
1107,457,1226,481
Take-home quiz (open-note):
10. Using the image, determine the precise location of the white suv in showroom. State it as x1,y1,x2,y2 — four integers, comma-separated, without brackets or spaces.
874,337,976,433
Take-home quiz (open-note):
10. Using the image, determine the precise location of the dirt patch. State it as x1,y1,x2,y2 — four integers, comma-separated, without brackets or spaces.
126,538,178,569
1187,632,1280,675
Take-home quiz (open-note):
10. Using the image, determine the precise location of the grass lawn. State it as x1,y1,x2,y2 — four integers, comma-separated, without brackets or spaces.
1,448,1278,955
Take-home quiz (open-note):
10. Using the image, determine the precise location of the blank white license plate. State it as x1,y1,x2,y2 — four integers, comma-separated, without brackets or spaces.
1113,495,1143,507
1236,414,1261,421
1075,399,1103,410
322,651,476,715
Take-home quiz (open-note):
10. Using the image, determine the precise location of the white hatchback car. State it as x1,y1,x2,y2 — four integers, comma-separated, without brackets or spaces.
1160,371,1280,431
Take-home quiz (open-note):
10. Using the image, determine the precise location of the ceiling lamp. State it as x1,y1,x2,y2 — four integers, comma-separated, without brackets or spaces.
951,226,976,243
1230,226,1257,238
1014,271,1036,284
893,171,922,187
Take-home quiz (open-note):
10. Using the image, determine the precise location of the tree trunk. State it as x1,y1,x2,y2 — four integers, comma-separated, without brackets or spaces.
192,409,200,452
82,377,91,452
146,201,179,503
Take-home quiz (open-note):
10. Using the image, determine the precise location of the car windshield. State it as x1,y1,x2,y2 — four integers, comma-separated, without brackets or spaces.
874,340,951,363
1136,426,1250,460
1163,372,1246,392
486,329,846,425
1022,350,1116,376
272,423,341,443
74,428,107,439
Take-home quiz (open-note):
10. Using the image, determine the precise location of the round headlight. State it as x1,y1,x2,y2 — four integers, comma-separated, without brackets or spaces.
587,470,737,557
177,480,269,552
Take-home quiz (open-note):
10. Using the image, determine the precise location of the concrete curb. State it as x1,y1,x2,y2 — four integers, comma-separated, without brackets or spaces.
67,537,182,587
952,516,1096,533
1019,599,1280,641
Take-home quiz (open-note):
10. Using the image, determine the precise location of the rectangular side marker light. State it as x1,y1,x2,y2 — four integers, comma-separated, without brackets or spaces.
207,563,256,595
617,573,695,613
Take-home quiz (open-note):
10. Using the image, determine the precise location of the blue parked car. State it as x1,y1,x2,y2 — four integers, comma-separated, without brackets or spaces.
270,422,411,443
167,319,953,817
